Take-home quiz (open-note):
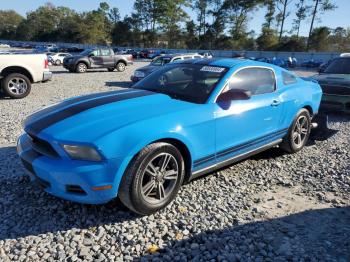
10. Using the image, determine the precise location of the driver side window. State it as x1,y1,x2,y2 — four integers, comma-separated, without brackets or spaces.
228,67,276,95
90,50,100,57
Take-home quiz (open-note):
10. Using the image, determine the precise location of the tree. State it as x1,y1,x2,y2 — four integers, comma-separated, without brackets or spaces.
263,0,276,29
256,27,278,50
308,26,331,51
109,7,120,24
221,0,263,42
185,20,199,48
193,0,210,37
306,0,336,50
292,0,309,38
158,0,190,48
0,10,23,40
276,0,293,42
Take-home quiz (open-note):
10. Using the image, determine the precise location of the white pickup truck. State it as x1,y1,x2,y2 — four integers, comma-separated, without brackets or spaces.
0,53,52,98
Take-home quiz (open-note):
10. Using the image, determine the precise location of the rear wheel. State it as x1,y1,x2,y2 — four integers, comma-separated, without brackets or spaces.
119,143,184,215
116,62,126,72
2,73,31,99
55,59,61,66
76,63,87,73
280,109,311,153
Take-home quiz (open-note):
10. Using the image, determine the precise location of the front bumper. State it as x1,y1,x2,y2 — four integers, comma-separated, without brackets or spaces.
321,94,350,113
17,133,119,204
42,71,52,82
63,62,75,71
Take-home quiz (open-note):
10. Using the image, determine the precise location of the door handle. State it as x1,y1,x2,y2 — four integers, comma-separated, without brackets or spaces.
271,99,281,106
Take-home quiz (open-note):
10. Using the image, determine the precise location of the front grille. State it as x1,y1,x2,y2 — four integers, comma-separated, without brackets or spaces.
28,134,59,158
321,84,350,96
66,185,87,195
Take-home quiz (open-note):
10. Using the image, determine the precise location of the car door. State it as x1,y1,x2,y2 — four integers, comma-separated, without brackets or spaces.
89,49,103,68
101,48,115,67
214,67,284,164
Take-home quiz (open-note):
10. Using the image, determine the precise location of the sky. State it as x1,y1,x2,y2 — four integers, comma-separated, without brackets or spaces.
0,0,349,36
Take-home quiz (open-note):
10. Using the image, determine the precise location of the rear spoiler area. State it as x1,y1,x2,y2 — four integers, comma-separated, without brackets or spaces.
300,77,318,84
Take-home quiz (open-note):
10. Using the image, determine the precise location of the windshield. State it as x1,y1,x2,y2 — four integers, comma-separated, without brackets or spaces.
151,57,171,66
80,49,94,56
324,58,350,74
132,64,228,103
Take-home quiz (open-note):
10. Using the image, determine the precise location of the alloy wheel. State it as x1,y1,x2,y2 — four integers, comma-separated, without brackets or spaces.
140,153,179,204
292,115,309,147
7,77,28,95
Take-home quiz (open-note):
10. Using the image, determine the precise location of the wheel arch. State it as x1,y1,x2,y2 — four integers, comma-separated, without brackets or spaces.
302,105,313,116
116,60,127,65
0,66,34,83
111,133,195,192
153,138,193,183
76,60,89,69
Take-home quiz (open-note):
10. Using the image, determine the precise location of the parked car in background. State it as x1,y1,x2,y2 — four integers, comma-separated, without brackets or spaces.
0,53,52,98
131,53,204,82
63,48,133,73
312,56,350,113
18,58,322,214
199,51,214,59
319,59,334,73
48,53,72,66
301,60,323,68
0,44,10,49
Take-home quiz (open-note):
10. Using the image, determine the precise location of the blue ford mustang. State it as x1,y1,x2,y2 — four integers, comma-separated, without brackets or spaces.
18,59,322,215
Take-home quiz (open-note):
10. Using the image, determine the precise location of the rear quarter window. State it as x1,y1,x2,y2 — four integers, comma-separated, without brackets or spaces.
282,71,298,85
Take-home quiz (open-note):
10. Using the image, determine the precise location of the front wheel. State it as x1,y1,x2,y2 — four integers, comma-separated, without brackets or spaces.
116,62,126,72
55,59,61,66
76,63,87,73
119,143,185,215
280,109,311,153
2,73,32,99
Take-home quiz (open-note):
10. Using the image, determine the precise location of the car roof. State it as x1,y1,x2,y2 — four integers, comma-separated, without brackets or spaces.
175,58,275,69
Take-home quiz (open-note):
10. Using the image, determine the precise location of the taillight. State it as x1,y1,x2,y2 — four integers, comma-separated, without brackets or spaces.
128,55,133,61
44,59,49,69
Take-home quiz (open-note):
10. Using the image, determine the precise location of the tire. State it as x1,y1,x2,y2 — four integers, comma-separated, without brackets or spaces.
280,109,311,153
119,142,185,215
107,67,115,72
55,59,61,66
2,73,31,99
76,62,87,73
116,62,126,72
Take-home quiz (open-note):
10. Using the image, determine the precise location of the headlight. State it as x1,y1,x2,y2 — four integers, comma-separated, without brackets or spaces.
134,71,145,78
62,144,103,161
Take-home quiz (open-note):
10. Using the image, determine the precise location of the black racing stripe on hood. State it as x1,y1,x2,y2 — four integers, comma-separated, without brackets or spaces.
25,89,134,125
25,90,155,135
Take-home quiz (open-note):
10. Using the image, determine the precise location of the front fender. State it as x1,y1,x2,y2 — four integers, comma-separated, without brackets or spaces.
98,128,195,195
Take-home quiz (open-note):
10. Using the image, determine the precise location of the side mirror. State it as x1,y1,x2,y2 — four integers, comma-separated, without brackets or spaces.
217,89,251,102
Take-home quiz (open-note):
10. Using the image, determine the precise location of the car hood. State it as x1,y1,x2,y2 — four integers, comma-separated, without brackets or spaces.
24,89,195,142
136,65,161,74
312,74,350,85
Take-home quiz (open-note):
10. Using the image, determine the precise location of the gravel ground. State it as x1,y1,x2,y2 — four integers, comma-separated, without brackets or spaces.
0,63,349,261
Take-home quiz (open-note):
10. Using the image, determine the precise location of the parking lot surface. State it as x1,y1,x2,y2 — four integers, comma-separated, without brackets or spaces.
0,64,349,261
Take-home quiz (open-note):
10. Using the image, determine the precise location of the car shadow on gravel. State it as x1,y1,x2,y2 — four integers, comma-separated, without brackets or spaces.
52,70,115,75
0,146,138,241
142,206,350,260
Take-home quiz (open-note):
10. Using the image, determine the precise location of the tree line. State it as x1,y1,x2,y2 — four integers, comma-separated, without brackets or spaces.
0,0,349,52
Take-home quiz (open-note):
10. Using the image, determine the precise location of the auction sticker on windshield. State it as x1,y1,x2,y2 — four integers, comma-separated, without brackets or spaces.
200,66,226,73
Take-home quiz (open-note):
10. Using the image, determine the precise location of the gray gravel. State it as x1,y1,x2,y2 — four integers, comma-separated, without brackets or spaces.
0,64,349,261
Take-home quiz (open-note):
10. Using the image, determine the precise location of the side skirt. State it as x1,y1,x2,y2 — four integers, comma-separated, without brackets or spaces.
189,139,282,181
